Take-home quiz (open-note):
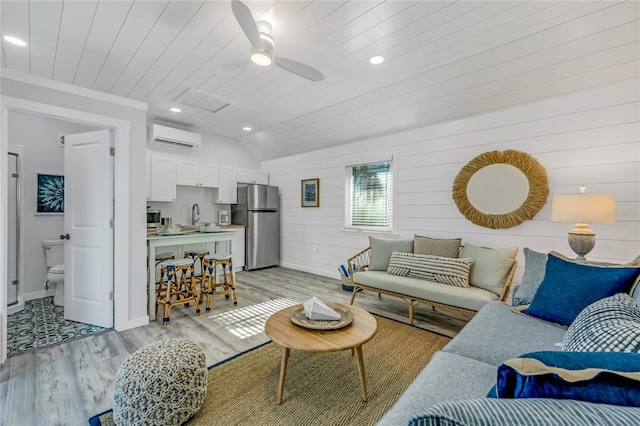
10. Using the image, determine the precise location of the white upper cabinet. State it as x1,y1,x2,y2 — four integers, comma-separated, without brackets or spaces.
237,168,269,185
148,154,176,202
199,163,220,187
213,166,237,204
176,160,219,188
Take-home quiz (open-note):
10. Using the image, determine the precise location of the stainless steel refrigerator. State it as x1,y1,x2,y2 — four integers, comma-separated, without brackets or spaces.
232,184,280,270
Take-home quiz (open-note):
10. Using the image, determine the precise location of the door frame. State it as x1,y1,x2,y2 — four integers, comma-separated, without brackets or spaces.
7,144,24,314
0,96,130,362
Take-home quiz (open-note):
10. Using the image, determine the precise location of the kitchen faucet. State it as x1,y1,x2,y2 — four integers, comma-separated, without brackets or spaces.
192,203,200,226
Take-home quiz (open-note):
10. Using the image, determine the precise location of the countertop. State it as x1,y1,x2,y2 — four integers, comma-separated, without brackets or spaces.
147,224,245,233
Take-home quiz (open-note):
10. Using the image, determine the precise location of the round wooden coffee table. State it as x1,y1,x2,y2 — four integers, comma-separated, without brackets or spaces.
264,304,378,404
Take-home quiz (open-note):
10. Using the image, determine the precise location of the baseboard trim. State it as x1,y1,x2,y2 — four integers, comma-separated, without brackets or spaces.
24,288,56,301
278,262,336,280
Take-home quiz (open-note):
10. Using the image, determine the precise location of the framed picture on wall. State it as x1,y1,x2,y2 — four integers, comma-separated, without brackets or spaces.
301,178,320,207
36,173,64,214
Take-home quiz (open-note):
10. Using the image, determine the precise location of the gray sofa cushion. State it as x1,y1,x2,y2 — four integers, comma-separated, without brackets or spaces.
369,237,414,271
413,235,461,258
443,301,566,366
353,271,498,312
460,244,517,296
375,351,497,426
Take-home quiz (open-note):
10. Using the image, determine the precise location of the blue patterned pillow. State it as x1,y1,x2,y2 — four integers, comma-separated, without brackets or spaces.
409,398,639,426
494,351,640,407
562,293,640,352
522,253,640,326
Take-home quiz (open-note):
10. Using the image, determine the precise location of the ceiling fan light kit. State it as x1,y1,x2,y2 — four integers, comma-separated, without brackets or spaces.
251,50,272,66
231,0,324,81
252,31,274,66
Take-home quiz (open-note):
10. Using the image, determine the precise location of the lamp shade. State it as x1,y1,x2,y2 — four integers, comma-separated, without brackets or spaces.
551,193,616,223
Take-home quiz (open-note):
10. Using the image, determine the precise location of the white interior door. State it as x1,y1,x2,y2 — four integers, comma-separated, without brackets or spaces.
64,129,113,328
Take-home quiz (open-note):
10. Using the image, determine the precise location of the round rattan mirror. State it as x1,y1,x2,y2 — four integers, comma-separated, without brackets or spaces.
452,150,548,229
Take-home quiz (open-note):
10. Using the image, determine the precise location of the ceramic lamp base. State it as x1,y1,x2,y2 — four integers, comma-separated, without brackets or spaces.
568,224,596,261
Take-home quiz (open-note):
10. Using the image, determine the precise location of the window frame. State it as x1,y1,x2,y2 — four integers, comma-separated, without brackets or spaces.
344,157,397,234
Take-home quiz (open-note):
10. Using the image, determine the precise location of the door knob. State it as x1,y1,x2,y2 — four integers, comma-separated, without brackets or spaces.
60,234,70,240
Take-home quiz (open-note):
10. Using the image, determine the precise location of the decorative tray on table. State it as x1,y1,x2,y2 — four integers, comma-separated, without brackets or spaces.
290,302,354,330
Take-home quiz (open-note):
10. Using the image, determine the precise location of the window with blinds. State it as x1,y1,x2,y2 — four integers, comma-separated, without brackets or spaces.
345,161,392,230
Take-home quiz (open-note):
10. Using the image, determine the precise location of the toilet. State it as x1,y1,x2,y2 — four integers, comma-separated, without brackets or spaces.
42,239,65,306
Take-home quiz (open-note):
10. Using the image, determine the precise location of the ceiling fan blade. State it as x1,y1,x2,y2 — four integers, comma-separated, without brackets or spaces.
275,57,325,82
231,0,262,48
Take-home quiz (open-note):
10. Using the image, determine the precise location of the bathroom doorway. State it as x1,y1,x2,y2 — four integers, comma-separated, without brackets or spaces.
4,114,113,357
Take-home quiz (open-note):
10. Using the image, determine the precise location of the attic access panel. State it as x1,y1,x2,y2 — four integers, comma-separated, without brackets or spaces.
174,88,235,114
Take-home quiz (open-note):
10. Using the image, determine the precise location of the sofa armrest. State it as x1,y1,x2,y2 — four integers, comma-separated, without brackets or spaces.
347,247,371,278
498,260,518,302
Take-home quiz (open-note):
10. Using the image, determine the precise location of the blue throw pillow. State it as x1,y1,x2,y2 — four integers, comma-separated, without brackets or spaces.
522,253,640,326
495,351,640,407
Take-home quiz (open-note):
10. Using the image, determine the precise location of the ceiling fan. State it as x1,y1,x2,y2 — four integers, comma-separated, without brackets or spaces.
231,0,325,82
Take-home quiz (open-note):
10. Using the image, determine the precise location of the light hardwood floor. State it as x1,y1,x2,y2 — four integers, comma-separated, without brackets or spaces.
0,267,470,426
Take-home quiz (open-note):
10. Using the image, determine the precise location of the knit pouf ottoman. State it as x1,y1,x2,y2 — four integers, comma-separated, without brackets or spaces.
113,338,207,426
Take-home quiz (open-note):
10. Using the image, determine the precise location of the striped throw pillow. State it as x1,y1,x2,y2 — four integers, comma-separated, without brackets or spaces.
408,398,639,426
387,251,473,288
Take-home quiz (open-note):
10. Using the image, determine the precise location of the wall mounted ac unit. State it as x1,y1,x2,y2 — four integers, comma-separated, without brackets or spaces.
149,124,201,149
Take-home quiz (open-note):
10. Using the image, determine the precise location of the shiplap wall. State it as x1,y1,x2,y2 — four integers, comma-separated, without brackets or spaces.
263,78,640,285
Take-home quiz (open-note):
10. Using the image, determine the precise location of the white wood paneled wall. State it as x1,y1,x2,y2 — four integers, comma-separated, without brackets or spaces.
263,78,640,284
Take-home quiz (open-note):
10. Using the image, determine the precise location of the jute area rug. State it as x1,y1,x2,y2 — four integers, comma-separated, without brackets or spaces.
94,316,450,426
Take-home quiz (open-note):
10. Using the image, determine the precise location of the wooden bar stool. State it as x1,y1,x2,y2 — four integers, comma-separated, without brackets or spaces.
155,251,175,266
147,252,176,295
200,254,237,313
156,258,200,325
184,249,209,281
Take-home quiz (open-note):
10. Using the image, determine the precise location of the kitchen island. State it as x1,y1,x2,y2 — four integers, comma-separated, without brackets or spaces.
147,231,235,320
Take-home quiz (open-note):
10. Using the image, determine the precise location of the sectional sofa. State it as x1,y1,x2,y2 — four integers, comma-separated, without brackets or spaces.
376,249,640,426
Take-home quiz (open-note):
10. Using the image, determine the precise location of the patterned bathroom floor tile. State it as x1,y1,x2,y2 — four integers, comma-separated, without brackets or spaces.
7,297,110,357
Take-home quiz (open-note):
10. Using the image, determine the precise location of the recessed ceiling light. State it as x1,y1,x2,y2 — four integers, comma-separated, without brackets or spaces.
243,127,252,131
369,56,384,65
170,107,181,113
4,36,27,47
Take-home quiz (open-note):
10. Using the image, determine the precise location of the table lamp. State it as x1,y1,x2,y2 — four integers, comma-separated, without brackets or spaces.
551,187,615,260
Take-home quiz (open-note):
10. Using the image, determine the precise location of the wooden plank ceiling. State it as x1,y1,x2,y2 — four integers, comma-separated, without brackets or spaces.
1,1,638,160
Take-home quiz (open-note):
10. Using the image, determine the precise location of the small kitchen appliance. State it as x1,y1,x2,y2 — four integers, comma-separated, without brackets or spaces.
147,209,161,228
218,210,231,225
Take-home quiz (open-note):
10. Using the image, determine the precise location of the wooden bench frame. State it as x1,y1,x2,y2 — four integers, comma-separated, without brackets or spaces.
346,247,517,323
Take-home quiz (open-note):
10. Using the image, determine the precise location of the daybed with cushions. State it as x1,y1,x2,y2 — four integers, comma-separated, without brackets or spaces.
376,250,640,426
347,236,517,321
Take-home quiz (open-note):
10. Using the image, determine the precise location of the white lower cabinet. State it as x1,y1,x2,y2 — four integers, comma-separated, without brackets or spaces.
215,228,245,271
233,228,245,270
